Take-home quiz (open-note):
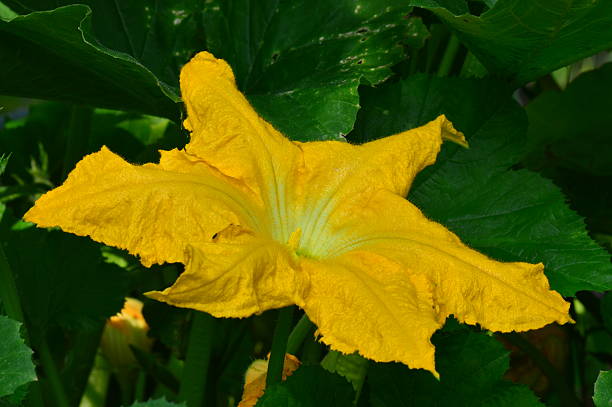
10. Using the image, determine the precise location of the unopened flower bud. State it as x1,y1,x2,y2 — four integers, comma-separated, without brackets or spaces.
238,354,301,407
100,298,153,370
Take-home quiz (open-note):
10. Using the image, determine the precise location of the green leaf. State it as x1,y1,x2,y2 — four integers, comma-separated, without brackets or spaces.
368,363,438,407
88,109,184,164
204,0,412,141
0,316,36,398
3,221,128,333
214,319,256,404
143,300,188,352
256,365,354,406
594,370,612,407
0,102,66,187
434,329,541,406
524,64,612,236
526,63,612,176
0,5,180,118
0,382,32,406
349,75,612,296
321,350,368,394
3,0,203,87
368,327,543,406
127,398,186,407
408,0,612,84
0,102,184,197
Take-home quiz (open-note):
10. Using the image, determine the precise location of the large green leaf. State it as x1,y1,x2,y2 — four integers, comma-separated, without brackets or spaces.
349,75,612,296
321,351,368,394
0,216,129,405
0,316,36,398
368,326,543,406
3,222,128,332
525,64,612,236
204,0,413,141
526,63,612,176
3,0,202,87
255,365,354,406
0,4,181,118
408,0,612,84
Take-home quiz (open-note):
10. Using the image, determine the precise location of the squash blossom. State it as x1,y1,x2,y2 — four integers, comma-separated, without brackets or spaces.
24,52,572,376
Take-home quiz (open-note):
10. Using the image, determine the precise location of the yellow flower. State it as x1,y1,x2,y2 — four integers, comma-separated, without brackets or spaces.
24,52,572,376
100,297,153,369
238,354,301,407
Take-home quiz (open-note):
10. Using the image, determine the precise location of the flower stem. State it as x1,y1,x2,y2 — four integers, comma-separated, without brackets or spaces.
266,306,294,388
134,370,147,402
78,353,111,407
38,339,71,407
437,34,461,77
178,311,215,407
286,313,315,355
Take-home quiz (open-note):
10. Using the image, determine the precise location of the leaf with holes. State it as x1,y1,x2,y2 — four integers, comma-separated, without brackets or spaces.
204,0,412,141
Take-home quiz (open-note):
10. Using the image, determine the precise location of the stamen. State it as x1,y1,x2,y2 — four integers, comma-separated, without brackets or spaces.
287,228,302,251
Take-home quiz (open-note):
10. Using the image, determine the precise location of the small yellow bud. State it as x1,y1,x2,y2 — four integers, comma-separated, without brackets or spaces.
100,298,153,370
238,354,301,407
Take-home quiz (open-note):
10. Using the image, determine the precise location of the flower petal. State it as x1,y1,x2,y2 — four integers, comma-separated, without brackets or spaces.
300,251,441,375
146,226,308,317
325,190,572,332
180,52,301,196
293,116,465,255
24,147,261,266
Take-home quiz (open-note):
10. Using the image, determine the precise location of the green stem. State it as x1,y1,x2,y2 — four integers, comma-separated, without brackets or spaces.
408,48,420,75
38,339,71,407
78,353,111,407
437,34,461,77
134,370,147,402
64,326,106,407
178,311,215,407
286,314,315,355
266,307,294,388
118,371,135,406
504,333,580,407
425,24,446,73
62,105,93,179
